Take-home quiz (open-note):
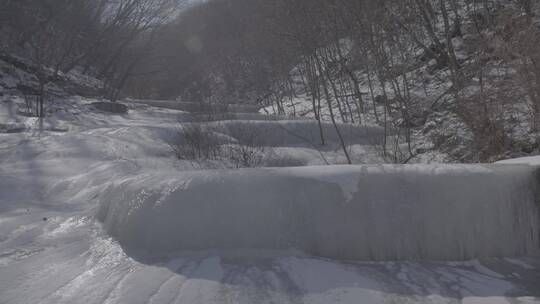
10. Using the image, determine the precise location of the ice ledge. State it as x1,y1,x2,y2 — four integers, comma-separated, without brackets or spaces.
97,164,540,261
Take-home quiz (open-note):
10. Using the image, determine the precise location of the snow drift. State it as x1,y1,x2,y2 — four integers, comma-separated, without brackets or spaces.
97,164,540,261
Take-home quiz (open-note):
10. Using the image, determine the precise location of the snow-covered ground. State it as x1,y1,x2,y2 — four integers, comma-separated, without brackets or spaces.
0,96,539,303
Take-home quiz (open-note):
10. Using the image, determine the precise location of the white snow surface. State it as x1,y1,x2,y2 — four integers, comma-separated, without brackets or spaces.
0,97,539,303
497,156,540,166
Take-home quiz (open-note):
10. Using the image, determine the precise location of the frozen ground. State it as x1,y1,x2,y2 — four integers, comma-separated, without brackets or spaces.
0,96,539,303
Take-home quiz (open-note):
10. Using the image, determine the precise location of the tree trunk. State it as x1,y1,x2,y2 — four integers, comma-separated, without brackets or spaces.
315,53,352,164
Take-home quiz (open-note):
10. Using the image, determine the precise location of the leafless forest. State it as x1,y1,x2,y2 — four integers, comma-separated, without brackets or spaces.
1,0,540,162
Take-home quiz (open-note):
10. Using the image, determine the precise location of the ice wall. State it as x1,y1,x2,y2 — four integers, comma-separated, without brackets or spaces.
97,164,540,261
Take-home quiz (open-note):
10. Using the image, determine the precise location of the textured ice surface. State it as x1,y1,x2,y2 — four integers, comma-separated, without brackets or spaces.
98,164,540,261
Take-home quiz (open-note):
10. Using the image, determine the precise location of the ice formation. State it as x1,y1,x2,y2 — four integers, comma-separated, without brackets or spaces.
97,164,540,261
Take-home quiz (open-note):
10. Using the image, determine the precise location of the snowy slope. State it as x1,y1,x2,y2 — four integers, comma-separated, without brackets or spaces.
0,97,539,303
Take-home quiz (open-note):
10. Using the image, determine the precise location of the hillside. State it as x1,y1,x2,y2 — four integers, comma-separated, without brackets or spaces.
257,2,540,164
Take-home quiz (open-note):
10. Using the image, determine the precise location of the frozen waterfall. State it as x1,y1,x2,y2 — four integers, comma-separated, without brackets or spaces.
97,164,540,261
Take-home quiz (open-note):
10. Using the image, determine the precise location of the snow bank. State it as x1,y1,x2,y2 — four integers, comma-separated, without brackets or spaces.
497,156,540,166
97,164,540,261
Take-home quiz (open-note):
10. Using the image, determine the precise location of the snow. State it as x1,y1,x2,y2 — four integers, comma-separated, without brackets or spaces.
497,156,540,166
0,96,539,303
